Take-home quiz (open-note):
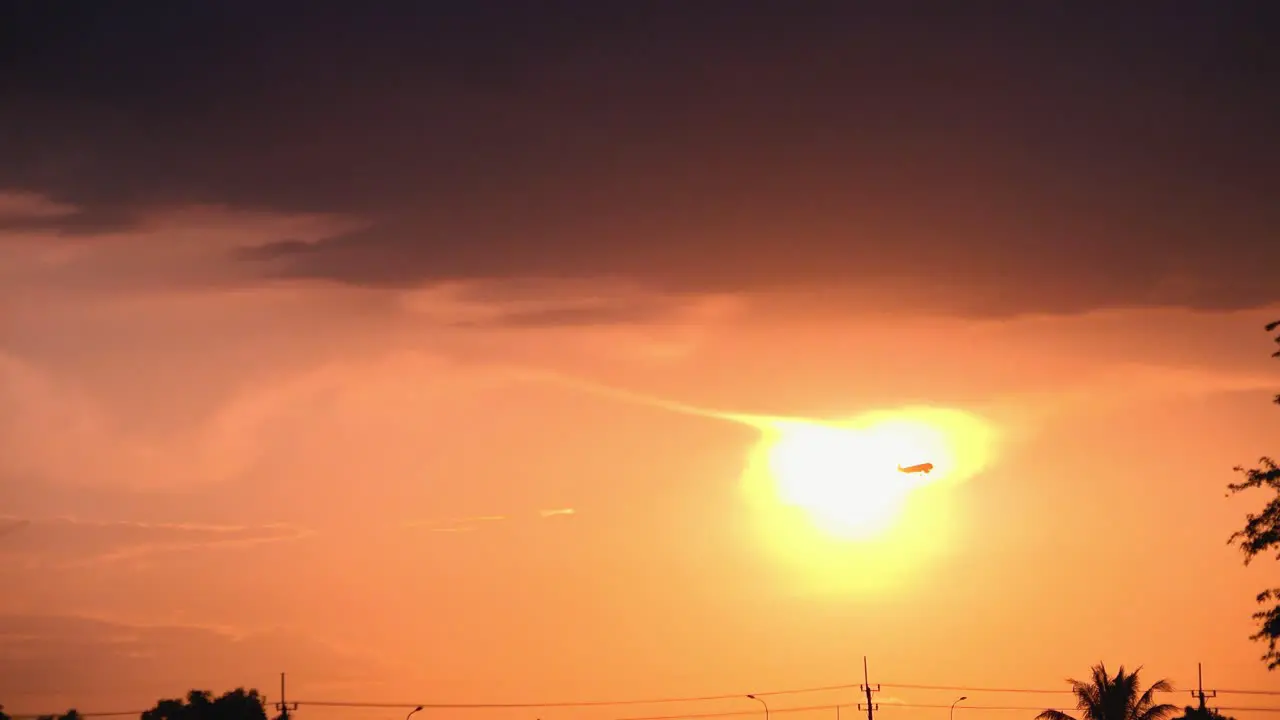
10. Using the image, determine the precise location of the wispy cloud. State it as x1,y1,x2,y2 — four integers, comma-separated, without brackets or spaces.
0,516,311,567
0,190,77,222
403,508,577,532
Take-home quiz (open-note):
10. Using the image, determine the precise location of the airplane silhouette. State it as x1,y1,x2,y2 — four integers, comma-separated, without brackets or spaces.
897,462,934,474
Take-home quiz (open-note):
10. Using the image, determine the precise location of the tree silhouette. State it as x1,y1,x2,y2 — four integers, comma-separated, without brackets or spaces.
141,690,268,720
1171,705,1236,720
37,712,83,720
1035,663,1177,720
1,704,10,720
1227,320,1280,669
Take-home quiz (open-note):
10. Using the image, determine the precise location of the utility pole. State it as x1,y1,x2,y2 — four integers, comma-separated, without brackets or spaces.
275,673,298,720
1191,663,1216,713
858,657,880,720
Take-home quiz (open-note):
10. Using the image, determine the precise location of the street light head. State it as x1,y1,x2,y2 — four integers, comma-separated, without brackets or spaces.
747,695,756,700
414,707,424,712
959,697,967,702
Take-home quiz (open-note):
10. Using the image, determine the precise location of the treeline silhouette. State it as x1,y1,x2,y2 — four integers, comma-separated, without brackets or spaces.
1,690,270,720
0,665,1252,720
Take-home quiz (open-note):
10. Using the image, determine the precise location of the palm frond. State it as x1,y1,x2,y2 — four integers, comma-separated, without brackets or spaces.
1135,679,1174,709
1135,703,1179,720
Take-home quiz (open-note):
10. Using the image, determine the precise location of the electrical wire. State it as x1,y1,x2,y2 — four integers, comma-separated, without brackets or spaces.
290,682,1280,711
613,702,1280,720
881,682,1280,697
294,682,863,709
12,679,1280,719
879,683,1072,694
6,707,149,712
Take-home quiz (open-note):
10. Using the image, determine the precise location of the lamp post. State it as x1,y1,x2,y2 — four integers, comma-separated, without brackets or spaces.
747,695,770,720
950,697,967,720
406,706,424,720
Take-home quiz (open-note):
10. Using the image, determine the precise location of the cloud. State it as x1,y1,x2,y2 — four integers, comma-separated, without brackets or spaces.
0,517,309,567
0,268,734,495
0,191,77,222
239,213,1280,318
0,199,358,301
397,278,746,330
4,287,1274,504
0,614,385,714
403,508,577,532
0,342,520,491
2,7,1275,316
991,359,1280,428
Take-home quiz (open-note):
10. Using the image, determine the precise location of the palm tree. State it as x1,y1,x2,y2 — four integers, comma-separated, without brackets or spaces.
1036,663,1178,720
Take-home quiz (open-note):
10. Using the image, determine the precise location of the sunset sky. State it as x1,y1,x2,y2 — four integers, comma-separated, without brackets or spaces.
2,3,1280,720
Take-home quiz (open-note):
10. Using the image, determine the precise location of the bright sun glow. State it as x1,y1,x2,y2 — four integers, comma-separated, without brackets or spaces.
766,418,944,538
743,406,995,542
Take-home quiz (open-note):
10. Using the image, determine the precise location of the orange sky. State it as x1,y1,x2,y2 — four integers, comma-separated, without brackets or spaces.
2,197,1279,720
3,5,1279,720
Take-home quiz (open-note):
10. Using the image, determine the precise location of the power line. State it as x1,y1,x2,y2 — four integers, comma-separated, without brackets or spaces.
294,683,865,710
614,702,1280,720
10,696,1279,719
879,682,1280,697
6,707,145,712
615,703,958,720
9,681,862,716
13,674,1280,719
879,683,1071,694
293,683,1280,710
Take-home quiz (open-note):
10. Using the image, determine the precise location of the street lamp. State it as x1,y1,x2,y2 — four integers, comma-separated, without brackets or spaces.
950,697,967,720
747,695,770,720
406,706,424,720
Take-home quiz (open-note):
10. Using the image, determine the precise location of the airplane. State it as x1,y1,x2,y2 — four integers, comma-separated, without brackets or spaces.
897,462,934,474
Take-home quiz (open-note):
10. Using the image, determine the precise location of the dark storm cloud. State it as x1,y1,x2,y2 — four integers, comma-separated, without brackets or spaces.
3,2,1277,314
232,239,322,262
0,206,141,236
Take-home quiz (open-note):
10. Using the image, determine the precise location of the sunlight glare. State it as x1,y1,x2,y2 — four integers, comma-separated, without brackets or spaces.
739,405,997,594
765,420,915,539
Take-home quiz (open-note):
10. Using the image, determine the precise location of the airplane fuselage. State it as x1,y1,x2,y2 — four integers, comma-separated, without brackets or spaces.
897,462,934,474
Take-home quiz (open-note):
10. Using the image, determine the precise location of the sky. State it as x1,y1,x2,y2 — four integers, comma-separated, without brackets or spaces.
2,2,1280,720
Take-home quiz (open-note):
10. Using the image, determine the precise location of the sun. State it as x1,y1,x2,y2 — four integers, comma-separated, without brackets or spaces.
762,419,938,538
743,407,993,541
